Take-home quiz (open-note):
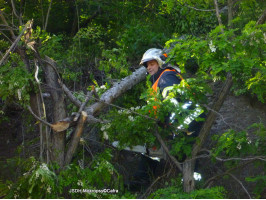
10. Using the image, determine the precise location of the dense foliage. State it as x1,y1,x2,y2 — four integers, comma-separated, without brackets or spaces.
0,0,265,198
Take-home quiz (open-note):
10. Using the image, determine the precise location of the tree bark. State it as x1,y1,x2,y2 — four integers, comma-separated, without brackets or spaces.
0,20,32,67
64,111,87,165
85,66,147,115
183,160,196,192
62,66,147,166
43,56,67,168
256,9,266,25
182,0,232,193
228,0,233,27
44,0,52,31
192,73,233,157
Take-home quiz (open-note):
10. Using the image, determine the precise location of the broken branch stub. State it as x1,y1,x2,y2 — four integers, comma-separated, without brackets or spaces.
51,121,70,132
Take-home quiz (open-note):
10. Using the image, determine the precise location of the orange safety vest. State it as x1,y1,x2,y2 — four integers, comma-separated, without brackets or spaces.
152,69,178,92
150,69,182,116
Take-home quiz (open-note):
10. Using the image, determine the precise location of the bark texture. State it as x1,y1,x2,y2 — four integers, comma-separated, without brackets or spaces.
85,66,147,115
43,56,67,167
64,111,87,165
62,66,146,166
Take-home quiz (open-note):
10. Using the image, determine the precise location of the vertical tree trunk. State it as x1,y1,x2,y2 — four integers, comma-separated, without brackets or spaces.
183,160,196,192
43,56,67,168
228,0,233,27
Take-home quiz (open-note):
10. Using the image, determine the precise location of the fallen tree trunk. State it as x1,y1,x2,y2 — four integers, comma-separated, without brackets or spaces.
61,66,147,165
85,66,147,115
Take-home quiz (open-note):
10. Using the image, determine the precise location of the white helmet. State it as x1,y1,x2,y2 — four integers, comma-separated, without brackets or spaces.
139,48,167,68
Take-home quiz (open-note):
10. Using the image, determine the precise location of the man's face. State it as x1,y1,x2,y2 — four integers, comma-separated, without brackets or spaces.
146,60,159,75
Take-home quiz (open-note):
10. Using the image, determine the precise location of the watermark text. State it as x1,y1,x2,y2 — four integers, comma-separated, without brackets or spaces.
69,188,118,194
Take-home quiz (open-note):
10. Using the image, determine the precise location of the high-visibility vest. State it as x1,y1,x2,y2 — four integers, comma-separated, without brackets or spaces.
152,69,183,93
150,69,181,116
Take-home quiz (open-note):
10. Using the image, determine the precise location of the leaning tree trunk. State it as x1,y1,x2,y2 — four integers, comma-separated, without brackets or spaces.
182,0,233,192
182,2,266,193
43,56,67,168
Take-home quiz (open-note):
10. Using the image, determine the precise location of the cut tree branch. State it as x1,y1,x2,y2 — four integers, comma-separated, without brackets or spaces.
85,66,147,115
64,111,87,165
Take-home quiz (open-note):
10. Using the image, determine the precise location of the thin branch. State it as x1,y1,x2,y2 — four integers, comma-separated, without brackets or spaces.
197,149,266,162
0,9,16,39
34,59,50,164
139,173,169,199
214,0,225,33
0,30,13,43
227,173,252,199
183,3,215,12
256,9,266,25
11,0,22,25
90,95,159,122
176,1,215,12
84,141,94,159
59,81,82,107
0,20,33,66
204,160,255,188
27,105,53,127
202,104,233,129
0,24,19,30
74,91,93,121
19,0,25,25
44,0,52,31
215,156,266,162
86,114,105,124
183,149,266,163
154,125,183,172
232,0,242,5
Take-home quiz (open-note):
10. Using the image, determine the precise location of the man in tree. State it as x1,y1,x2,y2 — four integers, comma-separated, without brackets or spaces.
127,48,205,190
141,48,205,146
141,48,182,97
